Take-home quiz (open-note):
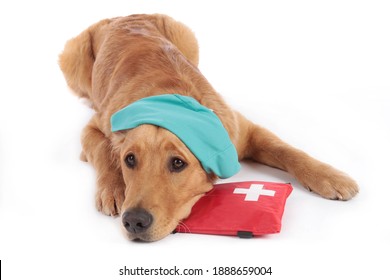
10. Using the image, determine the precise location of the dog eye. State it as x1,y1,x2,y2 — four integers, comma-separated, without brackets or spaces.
169,157,187,172
125,154,136,168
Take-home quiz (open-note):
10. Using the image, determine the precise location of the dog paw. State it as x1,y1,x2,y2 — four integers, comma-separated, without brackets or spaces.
96,185,125,216
300,164,359,200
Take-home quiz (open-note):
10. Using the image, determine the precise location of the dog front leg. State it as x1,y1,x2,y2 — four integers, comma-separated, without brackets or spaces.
237,114,359,200
81,115,125,216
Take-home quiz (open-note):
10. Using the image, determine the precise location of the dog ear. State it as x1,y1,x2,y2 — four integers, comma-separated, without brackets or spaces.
111,131,127,156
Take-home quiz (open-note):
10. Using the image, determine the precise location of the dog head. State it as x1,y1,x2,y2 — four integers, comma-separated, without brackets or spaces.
117,124,214,241
111,94,240,241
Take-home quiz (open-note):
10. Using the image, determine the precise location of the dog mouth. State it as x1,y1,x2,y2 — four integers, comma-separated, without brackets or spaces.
124,231,153,242
123,225,177,242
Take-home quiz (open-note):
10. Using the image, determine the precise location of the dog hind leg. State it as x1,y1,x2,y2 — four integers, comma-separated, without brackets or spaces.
58,19,111,103
236,113,359,200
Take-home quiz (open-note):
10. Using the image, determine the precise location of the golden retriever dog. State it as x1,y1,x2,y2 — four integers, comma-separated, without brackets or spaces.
59,14,358,241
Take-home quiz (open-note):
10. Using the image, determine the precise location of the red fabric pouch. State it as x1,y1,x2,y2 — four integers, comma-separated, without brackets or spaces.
175,181,293,238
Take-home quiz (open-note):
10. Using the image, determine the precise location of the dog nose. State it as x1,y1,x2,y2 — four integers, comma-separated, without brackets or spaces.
122,208,153,234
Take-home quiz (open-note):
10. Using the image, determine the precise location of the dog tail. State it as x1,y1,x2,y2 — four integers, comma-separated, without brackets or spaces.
58,19,111,101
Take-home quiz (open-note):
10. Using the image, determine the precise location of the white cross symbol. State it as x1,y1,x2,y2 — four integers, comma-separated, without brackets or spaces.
233,184,275,201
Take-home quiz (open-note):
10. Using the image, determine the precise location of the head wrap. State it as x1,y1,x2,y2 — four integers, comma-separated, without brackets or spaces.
111,94,240,178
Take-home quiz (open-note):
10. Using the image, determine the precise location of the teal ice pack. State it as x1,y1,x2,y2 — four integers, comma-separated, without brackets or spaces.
110,94,240,178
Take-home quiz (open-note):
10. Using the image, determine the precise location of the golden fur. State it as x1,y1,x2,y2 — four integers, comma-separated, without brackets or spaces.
59,14,358,241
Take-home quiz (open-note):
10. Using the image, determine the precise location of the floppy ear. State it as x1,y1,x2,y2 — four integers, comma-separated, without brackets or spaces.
111,131,127,157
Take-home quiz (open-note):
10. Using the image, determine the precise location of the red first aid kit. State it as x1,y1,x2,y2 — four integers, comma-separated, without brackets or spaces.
175,181,293,238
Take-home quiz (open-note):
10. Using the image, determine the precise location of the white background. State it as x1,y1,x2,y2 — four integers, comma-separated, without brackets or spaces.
0,0,389,279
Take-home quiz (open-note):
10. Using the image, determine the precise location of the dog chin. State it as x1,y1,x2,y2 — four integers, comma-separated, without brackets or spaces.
125,232,153,242
122,225,176,242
